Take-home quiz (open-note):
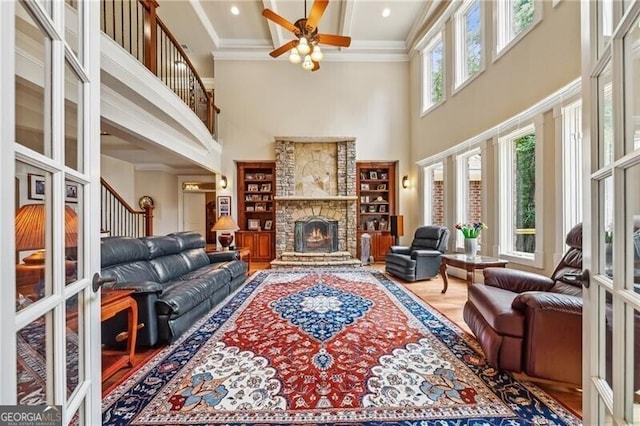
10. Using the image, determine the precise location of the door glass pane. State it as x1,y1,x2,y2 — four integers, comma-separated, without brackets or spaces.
66,183,83,281
65,0,82,60
66,291,82,398
15,162,53,309
65,62,83,171
17,313,50,405
603,288,614,390
630,307,639,424
628,165,640,291
624,13,640,153
602,176,614,278
599,61,614,166
15,1,52,157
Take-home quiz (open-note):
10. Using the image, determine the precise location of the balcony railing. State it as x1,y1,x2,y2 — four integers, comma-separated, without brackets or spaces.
100,0,219,138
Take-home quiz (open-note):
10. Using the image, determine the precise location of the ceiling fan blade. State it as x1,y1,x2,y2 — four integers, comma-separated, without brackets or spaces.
269,40,298,58
262,9,299,34
312,61,320,72
317,33,351,47
305,0,329,31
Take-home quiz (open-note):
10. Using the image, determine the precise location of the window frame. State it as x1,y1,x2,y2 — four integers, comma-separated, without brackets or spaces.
421,31,445,115
494,0,543,60
453,0,485,92
496,119,544,267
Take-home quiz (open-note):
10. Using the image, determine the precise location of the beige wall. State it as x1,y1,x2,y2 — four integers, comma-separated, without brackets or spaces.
134,171,178,236
215,60,415,243
100,155,136,207
409,1,581,274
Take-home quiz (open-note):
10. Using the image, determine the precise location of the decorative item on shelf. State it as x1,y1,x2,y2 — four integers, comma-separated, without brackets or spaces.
402,175,409,189
264,219,273,230
455,222,488,257
211,215,240,251
219,175,228,189
369,171,378,180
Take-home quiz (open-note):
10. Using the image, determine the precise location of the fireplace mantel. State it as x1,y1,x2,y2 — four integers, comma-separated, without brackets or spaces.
275,196,358,201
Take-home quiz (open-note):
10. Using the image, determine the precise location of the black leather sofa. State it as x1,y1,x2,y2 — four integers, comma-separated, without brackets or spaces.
100,231,247,346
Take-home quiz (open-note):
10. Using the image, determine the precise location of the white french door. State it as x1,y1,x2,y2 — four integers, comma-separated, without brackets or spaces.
582,1,640,424
1,0,102,424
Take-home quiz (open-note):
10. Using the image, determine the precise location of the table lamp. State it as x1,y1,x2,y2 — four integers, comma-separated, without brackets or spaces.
211,215,239,251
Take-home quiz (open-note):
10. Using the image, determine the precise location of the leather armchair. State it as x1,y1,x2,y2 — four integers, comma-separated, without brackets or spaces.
463,223,584,385
385,225,449,282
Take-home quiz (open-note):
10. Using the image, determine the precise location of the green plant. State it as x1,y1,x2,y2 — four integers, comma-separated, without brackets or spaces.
455,222,488,239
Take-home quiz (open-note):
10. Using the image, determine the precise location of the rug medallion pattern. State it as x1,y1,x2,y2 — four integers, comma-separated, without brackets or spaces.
103,270,581,425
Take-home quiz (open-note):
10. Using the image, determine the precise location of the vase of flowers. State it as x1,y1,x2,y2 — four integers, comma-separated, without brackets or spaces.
456,222,488,257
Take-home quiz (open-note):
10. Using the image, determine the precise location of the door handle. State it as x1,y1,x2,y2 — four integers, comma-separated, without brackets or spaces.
92,273,117,292
564,269,590,288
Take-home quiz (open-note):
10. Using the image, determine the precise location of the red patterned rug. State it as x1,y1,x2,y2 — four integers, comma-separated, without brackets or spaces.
103,269,581,425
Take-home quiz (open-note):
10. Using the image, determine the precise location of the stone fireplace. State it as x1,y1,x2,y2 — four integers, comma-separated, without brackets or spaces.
294,217,339,253
271,137,359,267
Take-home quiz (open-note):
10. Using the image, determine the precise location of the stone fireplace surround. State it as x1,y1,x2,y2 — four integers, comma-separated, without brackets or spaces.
271,137,360,267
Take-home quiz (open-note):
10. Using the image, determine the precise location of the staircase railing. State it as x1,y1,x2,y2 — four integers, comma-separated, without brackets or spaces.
100,0,220,138
101,178,153,237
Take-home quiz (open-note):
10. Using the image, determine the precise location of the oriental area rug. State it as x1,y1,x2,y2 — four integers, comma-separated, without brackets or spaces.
103,269,581,425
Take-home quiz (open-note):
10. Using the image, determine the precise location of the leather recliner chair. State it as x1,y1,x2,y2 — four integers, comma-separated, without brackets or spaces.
463,223,584,385
385,225,449,282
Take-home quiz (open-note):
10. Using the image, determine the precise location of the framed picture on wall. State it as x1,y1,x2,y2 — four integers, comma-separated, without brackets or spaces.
28,174,45,200
65,182,79,203
217,195,231,217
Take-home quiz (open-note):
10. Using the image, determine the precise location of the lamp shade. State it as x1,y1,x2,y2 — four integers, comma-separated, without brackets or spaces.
15,204,78,251
211,215,239,232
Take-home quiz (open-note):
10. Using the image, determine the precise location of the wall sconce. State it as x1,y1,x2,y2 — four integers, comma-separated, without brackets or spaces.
402,175,409,189
219,175,228,189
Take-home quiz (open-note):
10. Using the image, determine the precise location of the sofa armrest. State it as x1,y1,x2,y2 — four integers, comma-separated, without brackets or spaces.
484,268,554,293
411,249,442,258
207,251,239,263
103,280,163,294
512,292,582,314
388,246,411,255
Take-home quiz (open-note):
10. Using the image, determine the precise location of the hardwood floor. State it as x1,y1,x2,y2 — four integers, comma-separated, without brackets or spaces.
102,263,582,418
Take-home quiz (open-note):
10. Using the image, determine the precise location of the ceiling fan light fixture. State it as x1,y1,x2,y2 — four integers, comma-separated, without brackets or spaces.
289,48,302,63
297,37,311,55
310,45,323,61
302,55,314,70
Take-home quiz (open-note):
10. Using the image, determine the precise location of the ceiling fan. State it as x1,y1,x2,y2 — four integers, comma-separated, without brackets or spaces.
262,0,351,71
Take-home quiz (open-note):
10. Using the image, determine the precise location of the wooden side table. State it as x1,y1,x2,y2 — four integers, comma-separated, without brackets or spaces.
439,254,508,294
101,289,139,381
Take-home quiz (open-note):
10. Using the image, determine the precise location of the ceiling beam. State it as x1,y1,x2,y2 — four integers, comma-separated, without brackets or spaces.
262,0,285,49
339,0,355,51
189,0,221,50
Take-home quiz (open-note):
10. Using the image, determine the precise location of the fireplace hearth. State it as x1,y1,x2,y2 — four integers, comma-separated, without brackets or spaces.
295,218,338,253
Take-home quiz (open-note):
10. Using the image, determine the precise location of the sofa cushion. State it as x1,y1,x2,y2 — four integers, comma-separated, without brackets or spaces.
150,255,192,283
156,272,229,316
102,261,158,284
385,253,416,268
181,248,211,271
180,263,232,282
143,236,183,259
468,284,524,337
101,237,149,268
218,260,247,280
170,231,206,250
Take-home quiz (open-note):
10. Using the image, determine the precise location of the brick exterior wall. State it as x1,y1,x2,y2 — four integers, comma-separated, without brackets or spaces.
432,181,444,225
468,180,482,224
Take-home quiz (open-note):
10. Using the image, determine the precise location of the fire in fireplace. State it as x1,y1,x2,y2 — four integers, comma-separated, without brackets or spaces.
294,217,339,253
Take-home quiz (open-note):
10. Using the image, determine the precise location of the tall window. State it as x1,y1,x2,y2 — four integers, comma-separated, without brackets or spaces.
498,125,540,263
424,162,444,225
456,150,482,248
454,0,482,88
560,100,583,245
496,0,538,54
422,33,444,113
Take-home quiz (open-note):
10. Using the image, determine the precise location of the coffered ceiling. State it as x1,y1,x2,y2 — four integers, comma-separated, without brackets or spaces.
156,0,441,79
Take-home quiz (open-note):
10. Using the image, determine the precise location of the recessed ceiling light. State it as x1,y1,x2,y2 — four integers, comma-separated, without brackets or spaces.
382,8,391,18
230,5,239,15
